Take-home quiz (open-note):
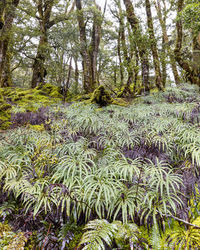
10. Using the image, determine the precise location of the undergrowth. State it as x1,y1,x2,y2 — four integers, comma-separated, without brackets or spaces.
0,83,200,249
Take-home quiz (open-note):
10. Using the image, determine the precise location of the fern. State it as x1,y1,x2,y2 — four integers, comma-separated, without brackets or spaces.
78,219,117,250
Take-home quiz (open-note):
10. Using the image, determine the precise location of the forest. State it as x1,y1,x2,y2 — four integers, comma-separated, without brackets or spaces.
0,0,200,249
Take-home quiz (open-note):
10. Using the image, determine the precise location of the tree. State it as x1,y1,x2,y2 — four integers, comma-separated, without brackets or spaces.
0,0,20,87
76,0,103,93
31,0,75,88
0,0,6,29
145,0,163,89
174,0,200,86
112,0,135,96
123,0,150,92
154,0,180,86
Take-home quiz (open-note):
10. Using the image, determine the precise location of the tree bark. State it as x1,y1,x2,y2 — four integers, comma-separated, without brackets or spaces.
63,56,72,102
0,0,6,29
76,0,102,93
123,0,150,92
192,33,200,77
174,0,200,86
119,0,133,95
76,0,93,93
154,0,180,86
0,0,20,87
74,55,79,94
117,27,124,88
89,2,101,88
31,0,54,88
145,0,163,90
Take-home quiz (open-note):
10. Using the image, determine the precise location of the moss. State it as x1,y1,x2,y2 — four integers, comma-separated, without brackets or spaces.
72,93,92,102
36,83,62,98
49,90,62,98
88,85,113,106
0,99,12,130
0,103,11,111
28,124,45,131
83,86,129,107
0,93,3,102
112,98,129,106
0,84,62,130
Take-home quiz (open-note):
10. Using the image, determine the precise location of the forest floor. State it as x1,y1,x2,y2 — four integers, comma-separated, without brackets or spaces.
0,83,200,249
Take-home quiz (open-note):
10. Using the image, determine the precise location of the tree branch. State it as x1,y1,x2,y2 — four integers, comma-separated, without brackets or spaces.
169,215,200,229
47,0,75,29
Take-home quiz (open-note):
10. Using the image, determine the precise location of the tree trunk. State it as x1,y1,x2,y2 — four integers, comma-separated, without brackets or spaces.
0,0,5,29
123,0,150,92
119,1,133,95
117,28,124,88
31,31,49,88
154,0,180,85
193,33,200,77
63,56,72,102
74,56,79,95
76,0,93,93
145,0,163,90
89,2,101,88
0,0,20,87
31,0,54,88
174,0,200,86
161,36,167,87
31,0,74,88
76,0,102,93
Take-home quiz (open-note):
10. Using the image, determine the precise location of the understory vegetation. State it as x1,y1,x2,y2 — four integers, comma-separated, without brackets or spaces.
1,83,200,249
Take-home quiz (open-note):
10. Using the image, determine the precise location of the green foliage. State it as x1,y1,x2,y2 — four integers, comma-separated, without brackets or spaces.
181,1,200,33
78,219,117,250
79,219,141,250
169,217,200,249
0,84,200,248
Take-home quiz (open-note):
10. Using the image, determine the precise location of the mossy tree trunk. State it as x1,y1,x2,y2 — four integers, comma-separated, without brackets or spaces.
0,0,6,29
76,0,93,93
174,0,200,86
123,0,150,92
0,0,20,88
74,55,79,95
89,2,101,89
76,0,102,93
154,0,180,86
145,0,163,90
117,24,124,88
118,0,134,95
31,0,75,88
192,33,200,78
31,0,54,88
